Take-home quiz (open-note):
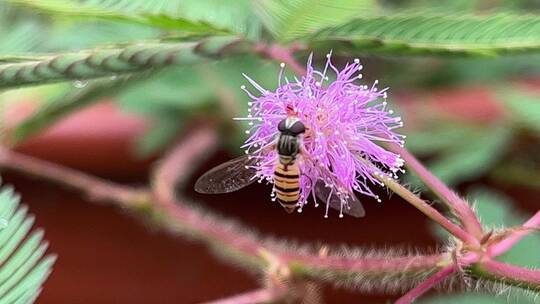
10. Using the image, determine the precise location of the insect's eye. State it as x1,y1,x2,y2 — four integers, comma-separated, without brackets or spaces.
290,121,306,135
278,119,287,132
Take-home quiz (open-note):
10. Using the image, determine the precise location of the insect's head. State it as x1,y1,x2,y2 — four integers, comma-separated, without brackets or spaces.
278,117,306,136
278,104,306,135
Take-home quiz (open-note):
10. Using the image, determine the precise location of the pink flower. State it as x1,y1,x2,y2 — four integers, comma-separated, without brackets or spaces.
238,53,404,217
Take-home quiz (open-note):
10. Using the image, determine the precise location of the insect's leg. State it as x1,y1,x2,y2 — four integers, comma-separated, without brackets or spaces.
301,173,319,206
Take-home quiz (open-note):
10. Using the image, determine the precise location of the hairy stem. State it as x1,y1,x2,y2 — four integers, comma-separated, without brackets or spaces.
0,130,446,286
395,265,456,304
387,143,484,240
488,210,540,257
475,260,540,292
0,36,251,89
151,125,447,277
255,42,306,76
0,146,149,207
200,288,286,304
374,172,479,246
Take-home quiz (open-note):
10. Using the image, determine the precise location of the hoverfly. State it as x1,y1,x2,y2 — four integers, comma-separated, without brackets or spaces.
195,115,365,218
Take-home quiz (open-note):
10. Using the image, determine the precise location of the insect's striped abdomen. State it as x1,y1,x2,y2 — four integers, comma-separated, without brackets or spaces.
274,162,300,213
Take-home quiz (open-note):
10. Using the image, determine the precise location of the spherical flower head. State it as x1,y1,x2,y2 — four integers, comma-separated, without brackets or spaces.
239,53,405,217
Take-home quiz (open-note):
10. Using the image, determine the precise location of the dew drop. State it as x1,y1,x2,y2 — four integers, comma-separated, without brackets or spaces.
110,75,118,80
0,218,7,229
73,80,88,88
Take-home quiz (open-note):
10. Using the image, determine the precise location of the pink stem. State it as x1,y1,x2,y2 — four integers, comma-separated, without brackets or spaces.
200,288,286,304
478,260,540,291
396,251,480,304
255,42,306,76
376,174,479,246
0,131,446,277
0,146,148,207
388,143,484,239
151,125,447,274
488,210,540,257
283,252,444,273
395,265,456,304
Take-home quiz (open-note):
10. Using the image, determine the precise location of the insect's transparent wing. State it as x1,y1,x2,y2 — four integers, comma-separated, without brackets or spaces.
314,181,365,218
195,155,258,194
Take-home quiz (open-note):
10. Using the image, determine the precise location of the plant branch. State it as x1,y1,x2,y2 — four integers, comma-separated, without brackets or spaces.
395,265,456,304
150,125,447,278
387,143,484,240
373,172,479,247
488,210,540,257
255,42,306,77
0,146,149,208
200,287,286,304
0,128,447,288
0,36,252,89
475,260,540,292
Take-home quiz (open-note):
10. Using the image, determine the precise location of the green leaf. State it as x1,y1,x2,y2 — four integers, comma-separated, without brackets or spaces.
254,0,377,41
404,125,477,156
420,292,534,304
497,90,540,133
134,114,183,157
8,0,261,37
0,36,252,89
0,22,45,55
310,13,540,56
43,20,160,52
406,125,512,187
0,184,55,304
118,55,282,154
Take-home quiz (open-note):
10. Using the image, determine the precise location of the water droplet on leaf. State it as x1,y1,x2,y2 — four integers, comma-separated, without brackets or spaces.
73,80,88,88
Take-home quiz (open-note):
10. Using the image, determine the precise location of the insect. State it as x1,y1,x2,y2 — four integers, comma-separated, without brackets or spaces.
195,116,365,217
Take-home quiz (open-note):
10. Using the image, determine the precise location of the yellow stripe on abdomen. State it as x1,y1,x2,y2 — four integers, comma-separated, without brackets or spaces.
274,162,300,204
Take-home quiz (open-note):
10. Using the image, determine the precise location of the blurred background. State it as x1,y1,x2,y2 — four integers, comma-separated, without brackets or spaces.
1,0,540,303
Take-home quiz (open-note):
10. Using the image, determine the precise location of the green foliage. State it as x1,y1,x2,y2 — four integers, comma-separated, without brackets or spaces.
253,0,377,41
43,20,160,52
498,89,540,133
0,36,251,89
134,116,182,157
405,125,512,186
425,188,540,303
118,55,282,156
0,22,45,55
311,13,540,56
8,0,261,38
0,184,55,304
